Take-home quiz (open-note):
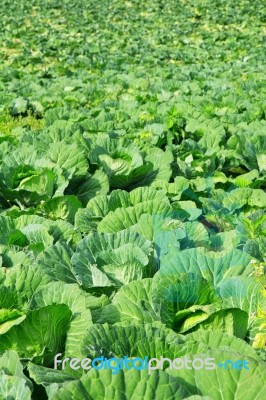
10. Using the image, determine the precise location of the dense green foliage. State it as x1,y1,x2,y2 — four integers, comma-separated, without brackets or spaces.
0,0,265,399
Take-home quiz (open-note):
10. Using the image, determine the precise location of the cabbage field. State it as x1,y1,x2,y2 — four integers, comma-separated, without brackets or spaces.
0,0,265,399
